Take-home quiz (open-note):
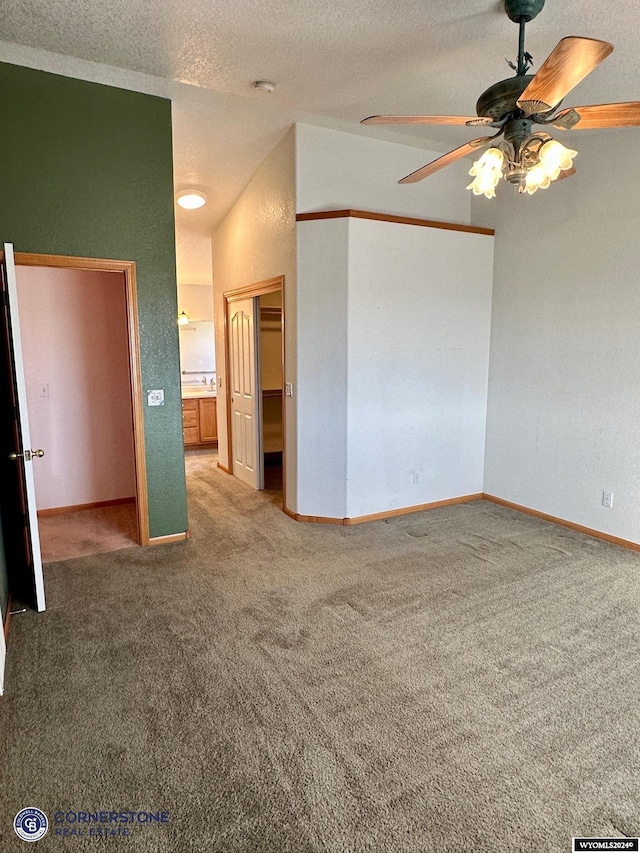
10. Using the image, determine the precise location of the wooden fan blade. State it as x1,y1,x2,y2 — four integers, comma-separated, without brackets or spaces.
398,137,494,184
517,36,613,116
553,102,640,130
361,115,495,127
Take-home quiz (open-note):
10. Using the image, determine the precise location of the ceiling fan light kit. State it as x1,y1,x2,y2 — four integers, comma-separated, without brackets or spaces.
362,0,640,199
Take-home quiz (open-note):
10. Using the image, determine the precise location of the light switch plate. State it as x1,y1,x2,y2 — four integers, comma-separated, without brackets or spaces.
147,389,165,406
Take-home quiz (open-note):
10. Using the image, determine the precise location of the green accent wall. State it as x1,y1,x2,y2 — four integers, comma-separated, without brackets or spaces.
0,62,188,545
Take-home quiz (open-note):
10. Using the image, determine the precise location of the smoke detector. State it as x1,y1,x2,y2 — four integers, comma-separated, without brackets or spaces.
253,80,275,93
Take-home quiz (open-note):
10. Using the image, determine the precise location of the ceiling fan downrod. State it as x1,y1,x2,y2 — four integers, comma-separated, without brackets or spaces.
516,19,529,75
505,0,545,75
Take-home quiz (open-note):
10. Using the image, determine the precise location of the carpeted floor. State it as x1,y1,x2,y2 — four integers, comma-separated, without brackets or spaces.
38,501,139,563
2,452,640,851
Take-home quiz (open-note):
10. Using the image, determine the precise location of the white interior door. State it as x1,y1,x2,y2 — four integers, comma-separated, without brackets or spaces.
2,243,46,613
228,297,263,489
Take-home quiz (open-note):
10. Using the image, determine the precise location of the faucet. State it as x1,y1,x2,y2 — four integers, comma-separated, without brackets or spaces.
201,375,207,385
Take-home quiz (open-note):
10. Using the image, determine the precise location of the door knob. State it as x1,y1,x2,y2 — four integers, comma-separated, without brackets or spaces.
8,449,45,461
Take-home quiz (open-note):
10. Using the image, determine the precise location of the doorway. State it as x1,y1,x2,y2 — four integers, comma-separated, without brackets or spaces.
6,251,149,571
224,276,285,505
259,292,283,493
18,264,141,560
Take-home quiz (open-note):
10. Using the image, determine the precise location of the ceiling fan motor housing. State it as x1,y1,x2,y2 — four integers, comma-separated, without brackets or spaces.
504,0,545,23
476,74,534,119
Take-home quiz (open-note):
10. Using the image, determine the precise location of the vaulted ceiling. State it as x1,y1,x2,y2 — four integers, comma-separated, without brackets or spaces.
2,0,639,236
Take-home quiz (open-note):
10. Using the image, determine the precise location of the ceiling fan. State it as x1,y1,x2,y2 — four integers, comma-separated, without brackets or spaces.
362,0,640,197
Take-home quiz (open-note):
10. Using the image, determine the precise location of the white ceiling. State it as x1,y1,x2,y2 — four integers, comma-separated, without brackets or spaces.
2,0,639,260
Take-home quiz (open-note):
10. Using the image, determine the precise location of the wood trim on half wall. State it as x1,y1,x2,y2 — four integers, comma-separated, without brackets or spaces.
6,251,150,546
296,209,494,236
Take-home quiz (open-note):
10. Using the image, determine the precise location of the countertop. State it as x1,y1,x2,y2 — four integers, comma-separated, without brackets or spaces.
181,387,217,399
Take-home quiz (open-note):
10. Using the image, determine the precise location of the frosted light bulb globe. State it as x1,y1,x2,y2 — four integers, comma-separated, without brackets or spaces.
467,148,504,198
525,164,552,195
538,140,577,180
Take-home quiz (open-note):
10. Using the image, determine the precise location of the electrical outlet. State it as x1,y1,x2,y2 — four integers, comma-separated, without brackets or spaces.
602,490,613,508
285,382,293,397
412,469,422,485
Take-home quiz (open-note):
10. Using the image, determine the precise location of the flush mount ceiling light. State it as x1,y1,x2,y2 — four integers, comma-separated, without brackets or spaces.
362,0,640,198
176,190,207,210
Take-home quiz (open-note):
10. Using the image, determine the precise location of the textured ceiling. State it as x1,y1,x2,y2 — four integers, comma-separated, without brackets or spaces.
2,0,640,239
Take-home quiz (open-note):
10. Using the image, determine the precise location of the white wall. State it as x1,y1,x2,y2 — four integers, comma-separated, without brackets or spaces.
293,123,490,519
214,121,493,521
296,219,349,517
213,127,296,499
346,218,493,517
484,129,640,544
296,123,472,225
175,230,213,288
296,216,494,520
16,267,136,510
177,283,214,322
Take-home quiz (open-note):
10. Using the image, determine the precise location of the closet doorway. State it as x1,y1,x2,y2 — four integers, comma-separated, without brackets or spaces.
224,276,284,503
259,292,284,493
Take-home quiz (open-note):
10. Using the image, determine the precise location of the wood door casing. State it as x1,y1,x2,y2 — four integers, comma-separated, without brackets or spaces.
1,250,150,546
223,276,285,505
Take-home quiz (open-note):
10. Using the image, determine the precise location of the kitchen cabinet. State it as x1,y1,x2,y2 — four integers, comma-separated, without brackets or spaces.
182,396,218,447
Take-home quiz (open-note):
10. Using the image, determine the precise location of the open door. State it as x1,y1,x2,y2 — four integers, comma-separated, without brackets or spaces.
0,629,6,695
0,243,46,615
228,297,263,489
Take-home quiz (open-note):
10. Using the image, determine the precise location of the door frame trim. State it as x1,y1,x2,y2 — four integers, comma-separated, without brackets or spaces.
3,251,150,546
223,275,285,508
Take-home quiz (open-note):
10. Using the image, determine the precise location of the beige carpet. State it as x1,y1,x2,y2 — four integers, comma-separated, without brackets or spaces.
37,501,139,562
2,455,640,852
